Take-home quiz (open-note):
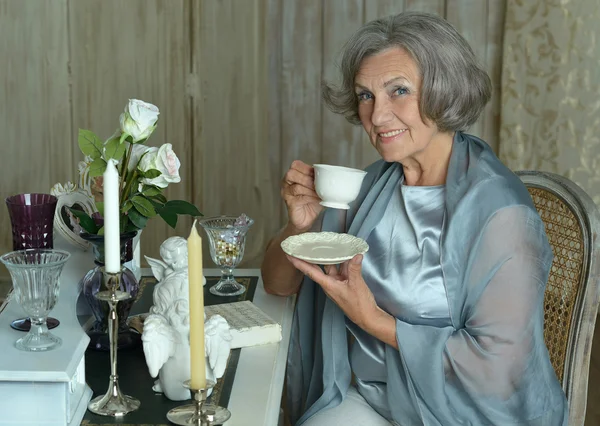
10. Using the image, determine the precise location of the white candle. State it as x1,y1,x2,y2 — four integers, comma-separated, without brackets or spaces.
188,220,206,389
104,159,121,273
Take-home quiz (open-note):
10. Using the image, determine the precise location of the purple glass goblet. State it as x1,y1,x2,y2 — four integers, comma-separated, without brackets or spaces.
6,193,58,250
5,193,60,331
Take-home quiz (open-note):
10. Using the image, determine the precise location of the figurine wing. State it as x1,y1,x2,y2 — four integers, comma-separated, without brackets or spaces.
204,314,233,379
141,314,177,378
145,256,168,281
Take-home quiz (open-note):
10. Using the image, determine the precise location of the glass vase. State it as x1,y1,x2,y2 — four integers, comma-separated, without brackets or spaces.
79,231,141,351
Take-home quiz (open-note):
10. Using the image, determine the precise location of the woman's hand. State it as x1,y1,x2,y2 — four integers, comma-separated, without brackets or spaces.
286,254,378,329
281,160,323,232
287,253,399,348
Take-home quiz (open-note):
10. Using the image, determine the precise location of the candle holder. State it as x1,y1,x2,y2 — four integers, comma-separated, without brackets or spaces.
87,269,140,416
167,380,231,425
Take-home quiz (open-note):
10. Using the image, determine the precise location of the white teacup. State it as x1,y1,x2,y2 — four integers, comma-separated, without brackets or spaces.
313,164,367,210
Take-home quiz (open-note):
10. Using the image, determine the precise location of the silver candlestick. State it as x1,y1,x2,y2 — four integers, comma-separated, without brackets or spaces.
87,269,140,416
167,380,231,425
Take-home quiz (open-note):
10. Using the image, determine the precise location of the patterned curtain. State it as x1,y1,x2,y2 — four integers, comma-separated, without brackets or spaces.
500,0,600,204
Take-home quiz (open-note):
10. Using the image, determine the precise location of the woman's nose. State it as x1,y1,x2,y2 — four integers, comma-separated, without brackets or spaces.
371,97,393,127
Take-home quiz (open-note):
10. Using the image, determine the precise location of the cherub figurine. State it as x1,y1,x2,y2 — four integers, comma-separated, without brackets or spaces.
142,236,232,401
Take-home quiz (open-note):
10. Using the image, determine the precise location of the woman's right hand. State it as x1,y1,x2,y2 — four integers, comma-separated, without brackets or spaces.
281,160,323,233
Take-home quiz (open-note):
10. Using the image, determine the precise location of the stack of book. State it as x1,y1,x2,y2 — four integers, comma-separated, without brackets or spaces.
205,300,282,349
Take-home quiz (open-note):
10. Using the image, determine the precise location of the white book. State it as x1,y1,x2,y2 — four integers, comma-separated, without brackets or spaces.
205,300,282,349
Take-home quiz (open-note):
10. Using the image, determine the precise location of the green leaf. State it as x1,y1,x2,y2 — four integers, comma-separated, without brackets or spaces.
119,132,129,145
163,200,202,217
159,209,178,229
149,200,165,213
95,201,104,216
143,169,161,179
78,129,104,159
127,207,148,229
88,158,107,177
122,200,133,213
119,215,128,234
131,195,156,217
142,186,161,197
124,220,140,233
97,226,105,235
104,136,127,160
68,208,99,234
150,193,167,204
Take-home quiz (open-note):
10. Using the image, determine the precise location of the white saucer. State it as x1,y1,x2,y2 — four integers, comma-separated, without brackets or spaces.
319,200,350,210
281,232,369,265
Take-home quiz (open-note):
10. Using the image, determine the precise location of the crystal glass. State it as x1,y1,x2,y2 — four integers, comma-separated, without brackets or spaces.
198,215,254,296
5,193,60,331
0,249,70,351
6,193,57,250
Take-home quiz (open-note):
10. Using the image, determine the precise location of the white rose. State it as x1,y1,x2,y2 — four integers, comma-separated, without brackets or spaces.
119,99,159,143
138,143,181,188
127,143,152,172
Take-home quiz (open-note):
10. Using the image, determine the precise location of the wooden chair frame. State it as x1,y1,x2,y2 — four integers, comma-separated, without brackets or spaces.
518,170,600,426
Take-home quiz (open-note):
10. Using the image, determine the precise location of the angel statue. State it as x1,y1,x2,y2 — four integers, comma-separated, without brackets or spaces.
142,236,232,401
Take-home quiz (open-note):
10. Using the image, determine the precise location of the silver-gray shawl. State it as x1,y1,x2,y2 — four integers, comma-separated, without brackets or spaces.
286,132,568,426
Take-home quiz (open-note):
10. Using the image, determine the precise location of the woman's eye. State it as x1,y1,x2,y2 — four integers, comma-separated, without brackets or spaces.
393,87,409,96
357,92,373,101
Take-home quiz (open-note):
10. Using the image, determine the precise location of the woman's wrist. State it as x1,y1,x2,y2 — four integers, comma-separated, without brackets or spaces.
362,307,399,350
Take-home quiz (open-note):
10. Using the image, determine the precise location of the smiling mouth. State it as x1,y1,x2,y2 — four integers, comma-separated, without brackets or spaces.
379,129,407,137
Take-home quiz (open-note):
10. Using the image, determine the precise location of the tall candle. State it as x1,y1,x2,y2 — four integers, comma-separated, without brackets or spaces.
103,159,121,274
188,220,206,389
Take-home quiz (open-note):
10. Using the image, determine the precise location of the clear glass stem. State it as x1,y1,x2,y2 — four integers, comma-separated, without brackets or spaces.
220,268,234,282
30,317,48,337
210,268,245,297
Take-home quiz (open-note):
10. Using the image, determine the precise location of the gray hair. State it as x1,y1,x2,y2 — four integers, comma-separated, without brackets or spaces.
323,12,492,132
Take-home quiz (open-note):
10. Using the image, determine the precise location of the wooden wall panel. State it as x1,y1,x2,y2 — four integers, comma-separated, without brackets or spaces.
366,0,407,20
267,0,284,228
0,0,71,276
279,0,323,224
0,0,506,271
192,0,277,268
321,0,364,169
68,0,191,263
405,0,445,15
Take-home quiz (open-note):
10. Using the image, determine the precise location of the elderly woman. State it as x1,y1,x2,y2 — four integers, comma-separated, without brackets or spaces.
261,12,567,426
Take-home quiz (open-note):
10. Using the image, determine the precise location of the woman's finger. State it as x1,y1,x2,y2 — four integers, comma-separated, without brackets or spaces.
282,183,319,200
290,160,314,176
286,255,336,290
340,259,350,277
283,168,314,189
324,264,337,276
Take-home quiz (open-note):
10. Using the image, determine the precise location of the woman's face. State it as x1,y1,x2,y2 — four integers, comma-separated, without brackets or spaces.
355,47,445,165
